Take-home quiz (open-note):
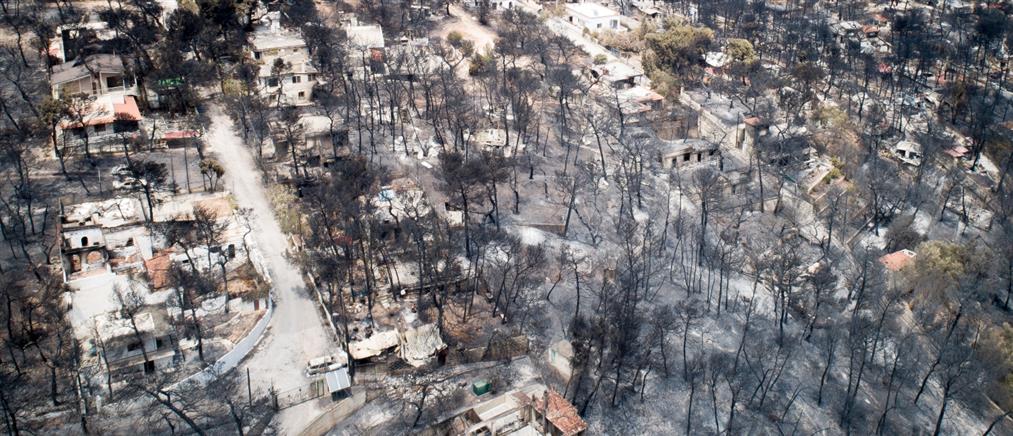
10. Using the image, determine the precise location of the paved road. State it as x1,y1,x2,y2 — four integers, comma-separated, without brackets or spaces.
205,104,336,433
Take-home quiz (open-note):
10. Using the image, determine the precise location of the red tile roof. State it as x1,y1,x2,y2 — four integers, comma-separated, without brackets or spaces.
163,130,200,140
61,95,142,129
114,96,142,121
880,249,916,272
532,390,587,436
144,252,173,289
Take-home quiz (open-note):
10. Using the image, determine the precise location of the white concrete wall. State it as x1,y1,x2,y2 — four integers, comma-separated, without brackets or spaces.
64,228,105,249
177,299,273,387
260,74,315,106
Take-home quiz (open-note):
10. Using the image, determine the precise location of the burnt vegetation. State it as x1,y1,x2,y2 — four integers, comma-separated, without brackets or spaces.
3,0,1013,434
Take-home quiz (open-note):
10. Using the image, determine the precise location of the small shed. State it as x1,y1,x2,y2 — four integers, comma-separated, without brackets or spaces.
892,140,923,166
472,380,491,396
325,367,352,399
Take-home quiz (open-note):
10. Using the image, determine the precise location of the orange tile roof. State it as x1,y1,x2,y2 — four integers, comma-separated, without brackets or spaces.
879,249,916,272
61,95,142,129
532,389,587,436
144,252,173,289
114,96,142,121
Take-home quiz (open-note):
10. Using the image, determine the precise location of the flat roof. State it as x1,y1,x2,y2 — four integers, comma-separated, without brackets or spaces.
95,311,156,341
66,272,171,339
250,29,307,51
681,89,752,125
346,25,385,50
256,51,318,77
566,2,619,18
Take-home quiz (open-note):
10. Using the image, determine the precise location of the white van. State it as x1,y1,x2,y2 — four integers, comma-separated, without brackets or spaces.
305,352,348,377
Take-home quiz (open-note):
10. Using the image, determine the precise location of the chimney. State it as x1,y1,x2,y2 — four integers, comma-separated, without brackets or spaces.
541,390,550,432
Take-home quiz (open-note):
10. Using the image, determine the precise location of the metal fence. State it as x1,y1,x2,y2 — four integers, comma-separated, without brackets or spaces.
274,378,328,410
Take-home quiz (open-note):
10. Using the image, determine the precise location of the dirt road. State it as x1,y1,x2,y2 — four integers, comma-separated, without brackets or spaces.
205,105,336,433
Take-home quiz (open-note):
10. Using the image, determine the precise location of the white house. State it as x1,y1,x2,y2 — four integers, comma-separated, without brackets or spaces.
93,310,177,376
51,54,139,100
49,21,118,63
565,2,622,32
249,12,318,106
464,0,517,11
58,94,144,156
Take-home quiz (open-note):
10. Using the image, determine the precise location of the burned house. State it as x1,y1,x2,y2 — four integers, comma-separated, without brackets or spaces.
467,128,526,157
463,0,518,13
678,89,765,154
892,140,923,166
345,22,386,78
59,197,152,282
91,309,178,376
385,37,442,81
298,115,350,167
59,192,267,389
48,20,119,63
614,86,665,122
590,61,643,89
430,384,587,436
373,178,434,238
658,139,720,170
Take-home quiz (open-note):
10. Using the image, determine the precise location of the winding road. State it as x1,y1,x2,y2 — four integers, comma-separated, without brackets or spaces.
205,105,336,433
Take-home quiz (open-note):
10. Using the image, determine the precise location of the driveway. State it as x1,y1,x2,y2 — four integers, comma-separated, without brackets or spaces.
205,104,337,433
434,4,498,53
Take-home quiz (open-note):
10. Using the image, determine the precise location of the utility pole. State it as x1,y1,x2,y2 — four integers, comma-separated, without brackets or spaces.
247,368,253,406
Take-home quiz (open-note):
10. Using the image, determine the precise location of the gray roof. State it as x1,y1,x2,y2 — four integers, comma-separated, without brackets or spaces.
325,367,351,392
52,54,127,84
250,29,306,51
681,89,752,125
